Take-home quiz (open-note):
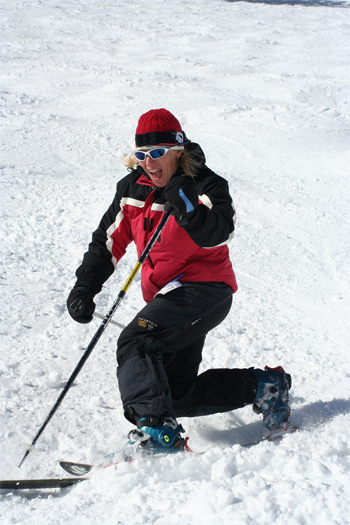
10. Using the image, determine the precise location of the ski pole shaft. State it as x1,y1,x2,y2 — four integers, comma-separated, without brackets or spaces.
18,208,172,468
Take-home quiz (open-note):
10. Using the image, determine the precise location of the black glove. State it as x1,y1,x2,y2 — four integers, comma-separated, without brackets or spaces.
67,284,96,324
164,175,198,225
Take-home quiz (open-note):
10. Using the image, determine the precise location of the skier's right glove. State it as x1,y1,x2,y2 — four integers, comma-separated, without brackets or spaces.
67,283,96,324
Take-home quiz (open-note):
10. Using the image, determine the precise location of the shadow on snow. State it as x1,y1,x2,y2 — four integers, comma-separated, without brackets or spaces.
225,0,349,7
201,398,350,446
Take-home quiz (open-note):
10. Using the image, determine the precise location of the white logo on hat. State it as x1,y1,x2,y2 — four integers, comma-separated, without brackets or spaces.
175,132,183,143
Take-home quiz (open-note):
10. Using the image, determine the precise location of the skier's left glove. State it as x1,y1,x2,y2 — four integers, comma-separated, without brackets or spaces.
164,175,198,225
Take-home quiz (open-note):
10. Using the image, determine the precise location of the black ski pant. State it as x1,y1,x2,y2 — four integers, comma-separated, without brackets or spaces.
116,282,257,425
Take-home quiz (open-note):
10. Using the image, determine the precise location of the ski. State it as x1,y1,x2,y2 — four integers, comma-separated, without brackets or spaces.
60,439,193,476
0,477,87,490
60,417,334,480
60,453,144,477
59,428,298,477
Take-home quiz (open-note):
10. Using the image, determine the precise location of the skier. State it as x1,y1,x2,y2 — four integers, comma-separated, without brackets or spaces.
67,108,291,453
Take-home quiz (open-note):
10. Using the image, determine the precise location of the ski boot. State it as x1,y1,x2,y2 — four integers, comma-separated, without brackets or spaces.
126,416,187,455
252,366,292,439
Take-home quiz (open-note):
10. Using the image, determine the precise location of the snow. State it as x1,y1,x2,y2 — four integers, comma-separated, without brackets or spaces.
1,0,350,522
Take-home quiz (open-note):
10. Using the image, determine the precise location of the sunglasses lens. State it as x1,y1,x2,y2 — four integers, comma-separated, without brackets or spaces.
149,148,167,159
135,151,146,161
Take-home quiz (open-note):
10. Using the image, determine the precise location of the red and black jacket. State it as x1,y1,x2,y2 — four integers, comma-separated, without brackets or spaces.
75,144,238,303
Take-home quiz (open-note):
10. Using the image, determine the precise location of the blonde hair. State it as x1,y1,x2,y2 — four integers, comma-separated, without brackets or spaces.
122,147,202,178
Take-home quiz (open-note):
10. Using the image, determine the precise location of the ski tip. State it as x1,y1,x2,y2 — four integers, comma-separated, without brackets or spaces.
59,461,93,476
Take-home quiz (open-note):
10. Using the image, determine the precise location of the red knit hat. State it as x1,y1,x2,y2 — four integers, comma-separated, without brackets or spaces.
135,109,186,148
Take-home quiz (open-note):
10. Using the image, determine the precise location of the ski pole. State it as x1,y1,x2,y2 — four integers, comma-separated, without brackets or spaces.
18,207,172,468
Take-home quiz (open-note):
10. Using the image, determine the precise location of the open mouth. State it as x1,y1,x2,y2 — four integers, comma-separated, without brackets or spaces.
149,169,163,179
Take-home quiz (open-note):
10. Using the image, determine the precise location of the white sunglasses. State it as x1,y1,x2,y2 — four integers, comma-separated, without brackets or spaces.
135,145,184,162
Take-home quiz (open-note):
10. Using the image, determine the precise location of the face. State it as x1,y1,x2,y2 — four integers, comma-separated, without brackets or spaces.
139,149,183,188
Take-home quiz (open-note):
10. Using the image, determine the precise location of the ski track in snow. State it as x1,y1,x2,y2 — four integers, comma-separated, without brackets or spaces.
1,0,350,523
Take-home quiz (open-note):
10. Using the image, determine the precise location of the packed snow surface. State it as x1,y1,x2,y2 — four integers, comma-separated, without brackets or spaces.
1,0,350,523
